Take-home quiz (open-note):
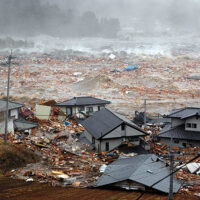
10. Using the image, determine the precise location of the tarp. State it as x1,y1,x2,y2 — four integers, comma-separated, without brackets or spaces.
124,64,138,71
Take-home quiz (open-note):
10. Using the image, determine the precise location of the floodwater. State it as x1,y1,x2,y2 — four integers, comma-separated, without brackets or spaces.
0,175,197,200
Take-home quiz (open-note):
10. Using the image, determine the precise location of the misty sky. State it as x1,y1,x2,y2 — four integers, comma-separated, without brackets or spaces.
1,0,200,38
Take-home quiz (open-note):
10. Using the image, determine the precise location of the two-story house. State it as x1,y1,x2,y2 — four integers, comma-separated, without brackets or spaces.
0,99,23,134
81,108,148,152
55,96,110,118
157,107,200,147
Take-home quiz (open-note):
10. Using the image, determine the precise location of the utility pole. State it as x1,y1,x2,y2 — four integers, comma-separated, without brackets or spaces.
4,51,12,144
144,99,147,129
169,132,174,200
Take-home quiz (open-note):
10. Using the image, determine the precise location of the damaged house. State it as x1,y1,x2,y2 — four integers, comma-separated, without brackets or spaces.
0,99,23,134
157,107,200,147
0,99,37,135
81,108,149,152
55,96,110,118
96,154,181,194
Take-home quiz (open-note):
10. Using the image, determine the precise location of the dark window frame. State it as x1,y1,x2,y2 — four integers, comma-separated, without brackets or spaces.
78,106,85,112
105,142,109,151
121,124,125,131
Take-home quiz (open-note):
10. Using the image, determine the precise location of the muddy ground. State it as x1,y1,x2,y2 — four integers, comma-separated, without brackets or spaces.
0,175,198,200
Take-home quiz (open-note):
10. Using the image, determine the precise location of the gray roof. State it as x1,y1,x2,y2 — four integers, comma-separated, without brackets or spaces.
168,107,200,119
157,124,200,141
96,154,181,194
0,99,23,112
81,108,146,139
14,119,38,131
55,96,110,107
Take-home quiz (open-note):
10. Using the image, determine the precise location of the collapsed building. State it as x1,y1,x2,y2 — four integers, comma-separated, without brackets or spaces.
96,154,181,194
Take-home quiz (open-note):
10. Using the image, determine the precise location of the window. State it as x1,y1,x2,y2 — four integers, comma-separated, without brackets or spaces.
174,139,179,144
186,123,191,128
86,107,93,112
78,106,85,112
105,142,109,151
192,123,197,128
121,124,125,131
92,137,95,144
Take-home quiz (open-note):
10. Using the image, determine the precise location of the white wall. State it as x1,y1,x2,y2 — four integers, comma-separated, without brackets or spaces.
10,109,19,119
103,125,144,139
85,130,93,143
96,138,123,152
103,126,122,139
185,116,200,132
171,118,184,127
0,118,14,134
126,126,145,137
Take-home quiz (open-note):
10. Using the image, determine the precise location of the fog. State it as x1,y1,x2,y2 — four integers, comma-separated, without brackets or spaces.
0,0,200,56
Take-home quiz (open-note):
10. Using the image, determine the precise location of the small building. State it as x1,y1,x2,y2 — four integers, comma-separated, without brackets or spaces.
14,119,38,134
81,108,148,152
96,154,181,194
0,99,23,134
157,107,200,147
55,96,110,118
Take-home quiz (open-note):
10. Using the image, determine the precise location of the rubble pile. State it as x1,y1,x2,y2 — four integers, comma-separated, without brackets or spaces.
1,53,200,115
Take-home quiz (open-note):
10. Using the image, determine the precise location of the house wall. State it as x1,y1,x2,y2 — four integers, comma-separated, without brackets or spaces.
171,118,184,127
84,130,93,143
62,105,105,116
10,109,19,119
103,126,122,139
159,138,200,148
103,125,144,139
185,116,200,132
0,118,14,134
95,138,123,152
126,126,144,136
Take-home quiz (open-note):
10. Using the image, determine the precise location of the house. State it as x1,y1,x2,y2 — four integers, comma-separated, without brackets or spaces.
81,108,149,152
0,99,23,134
157,107,200,147
14,119,38,134
55,96,110,118
96,154,181,194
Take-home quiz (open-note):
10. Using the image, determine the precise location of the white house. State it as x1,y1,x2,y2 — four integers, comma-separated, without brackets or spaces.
157,107,200,147
55,96,110,118
0,99,23,134
81,108,148,152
